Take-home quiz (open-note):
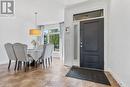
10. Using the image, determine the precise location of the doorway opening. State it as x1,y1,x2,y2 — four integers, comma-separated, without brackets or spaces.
39,23,64,61
43,29,60,51
73,9,104,70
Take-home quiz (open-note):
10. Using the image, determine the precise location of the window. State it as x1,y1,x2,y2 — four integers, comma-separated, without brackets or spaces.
49,34,59,51
73,9,103,21
43,28,60,51
49,29,59,33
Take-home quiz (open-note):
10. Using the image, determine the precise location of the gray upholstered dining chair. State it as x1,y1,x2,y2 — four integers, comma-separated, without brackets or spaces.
40,44,54,68
40,44,47,68
13,43,33,71
36,45,44,67
50,44,54,62
36,45,44,61
4,43,17,70
47,44,54,65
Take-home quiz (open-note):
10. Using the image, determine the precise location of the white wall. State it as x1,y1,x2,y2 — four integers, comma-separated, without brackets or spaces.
0,0,64,64
108,0,130,87
64,0,109,68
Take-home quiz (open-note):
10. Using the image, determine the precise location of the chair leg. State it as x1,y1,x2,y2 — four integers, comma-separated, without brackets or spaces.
19,61,22,70
42,59,44,68
35,61,38,68
46,59,47,68
17,61,20,70
27,62,30,70
24,62,27,72
51,56,52,63
14,60,17,71
27,62,29,69
48,58,50,66
8,60,11,70
25,62,29,70
24,62,25,67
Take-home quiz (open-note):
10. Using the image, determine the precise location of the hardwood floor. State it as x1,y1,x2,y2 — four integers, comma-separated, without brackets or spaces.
0,58,120,87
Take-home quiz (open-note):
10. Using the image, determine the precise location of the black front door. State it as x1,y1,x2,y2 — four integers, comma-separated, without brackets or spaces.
80,18,104,70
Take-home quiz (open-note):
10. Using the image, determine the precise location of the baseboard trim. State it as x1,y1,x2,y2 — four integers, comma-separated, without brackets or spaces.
107,68,127,87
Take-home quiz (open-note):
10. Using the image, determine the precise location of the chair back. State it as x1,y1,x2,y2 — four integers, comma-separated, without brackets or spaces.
40,44,49,59
41,44,48,59
51,44,54,56
13,43,27,61
4,43,17,60
41,44,54,59
48,44,54,57
38,45,45,58
45,44,54,58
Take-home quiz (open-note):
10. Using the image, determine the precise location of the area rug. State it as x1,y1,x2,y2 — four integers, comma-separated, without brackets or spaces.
66,66,111,85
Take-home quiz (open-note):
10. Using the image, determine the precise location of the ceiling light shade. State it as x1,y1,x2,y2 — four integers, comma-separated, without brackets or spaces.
29,29,41,36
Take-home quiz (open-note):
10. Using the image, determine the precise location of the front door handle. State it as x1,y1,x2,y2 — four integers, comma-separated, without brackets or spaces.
80,42,82,44
80,41,83,47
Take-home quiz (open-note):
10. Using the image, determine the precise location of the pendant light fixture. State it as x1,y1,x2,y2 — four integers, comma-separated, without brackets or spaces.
29,12,41,36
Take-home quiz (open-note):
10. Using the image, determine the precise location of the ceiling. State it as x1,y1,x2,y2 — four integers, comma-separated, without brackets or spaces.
54,0,88,6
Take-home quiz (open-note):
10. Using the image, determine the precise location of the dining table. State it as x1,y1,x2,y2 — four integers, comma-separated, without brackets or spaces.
27,49,43,61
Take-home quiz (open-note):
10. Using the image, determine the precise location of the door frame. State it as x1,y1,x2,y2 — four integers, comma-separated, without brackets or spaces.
73,16,105,68
80,18,104,69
